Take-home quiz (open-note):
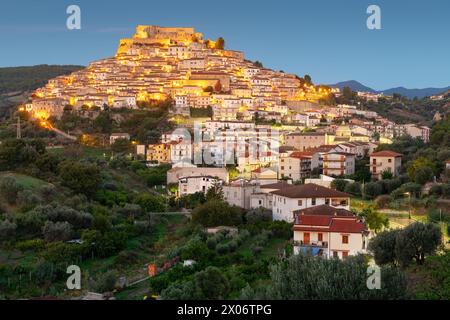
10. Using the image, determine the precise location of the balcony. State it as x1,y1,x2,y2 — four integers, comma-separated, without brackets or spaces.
293,240,328,248
293,241,329,258
367,162,383,167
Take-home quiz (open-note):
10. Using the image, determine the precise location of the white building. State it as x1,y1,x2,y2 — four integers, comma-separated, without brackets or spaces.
322,152,355,177
271,184,351,222
110,133,130,145
293,205,369,259
179,176,221,196
170,140,193,164
167,166,229,185
223,180,260,210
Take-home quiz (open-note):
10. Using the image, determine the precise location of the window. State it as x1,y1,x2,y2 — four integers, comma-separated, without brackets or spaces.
342,235,349,244
311,198,316,206
333,251,338,258
342,251,349,259
325,198,330,205
298,200,303,206
318,233,323,241
388,159,392,163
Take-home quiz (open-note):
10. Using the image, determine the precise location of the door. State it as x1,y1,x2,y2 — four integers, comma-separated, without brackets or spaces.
303,232,310,245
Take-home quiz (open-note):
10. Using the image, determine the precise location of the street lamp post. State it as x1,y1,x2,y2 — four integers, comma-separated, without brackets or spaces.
404,192,411,220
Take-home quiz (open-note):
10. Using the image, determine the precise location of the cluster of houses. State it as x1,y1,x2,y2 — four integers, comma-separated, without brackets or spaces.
147,126,405,259
26,25,330,121
25,25,436,261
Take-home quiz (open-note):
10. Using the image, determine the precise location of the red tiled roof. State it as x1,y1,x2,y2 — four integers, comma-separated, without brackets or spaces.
370,150,403,157
293,205,354,217
329,218,367,233
289,151,314,159
297,215,332,226
293,215,367,234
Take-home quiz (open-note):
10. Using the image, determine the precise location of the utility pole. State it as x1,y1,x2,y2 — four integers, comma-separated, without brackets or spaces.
16,116,22,139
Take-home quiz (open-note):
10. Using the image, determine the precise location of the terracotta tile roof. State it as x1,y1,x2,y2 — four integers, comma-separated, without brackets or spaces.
271,184,350,199
259,181,291,190
329,218,367,233
293,205,354,217
289,151,314,159
293,214,367,234
370,150,403,157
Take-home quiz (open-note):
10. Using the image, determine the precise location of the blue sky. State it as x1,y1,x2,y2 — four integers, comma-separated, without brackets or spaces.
0,0,449,90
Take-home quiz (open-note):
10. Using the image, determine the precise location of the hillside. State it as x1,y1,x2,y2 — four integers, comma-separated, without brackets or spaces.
0,65,84,117
330,80,376,93
330,80,450,99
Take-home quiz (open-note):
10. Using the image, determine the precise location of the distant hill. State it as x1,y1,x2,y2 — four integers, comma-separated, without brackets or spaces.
0,65,84,94
381,86,450,98
330,80,376,93
0,64,84,117
330,80,450,99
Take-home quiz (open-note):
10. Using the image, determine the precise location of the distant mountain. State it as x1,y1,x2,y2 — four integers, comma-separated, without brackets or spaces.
330,80,450,99
381,86,450,98
330,80,376,93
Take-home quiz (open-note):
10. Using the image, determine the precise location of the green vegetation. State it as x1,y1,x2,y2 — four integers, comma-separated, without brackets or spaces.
190,106,212,118
368,222,442,267
241,254,408,299
0,65,83,118
336,87,450,125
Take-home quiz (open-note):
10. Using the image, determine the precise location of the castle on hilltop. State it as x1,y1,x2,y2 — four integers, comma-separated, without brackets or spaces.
134,25,203,42
27,25,328,120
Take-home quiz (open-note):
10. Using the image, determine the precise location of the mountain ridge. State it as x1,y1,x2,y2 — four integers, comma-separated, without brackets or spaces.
330,80,450,99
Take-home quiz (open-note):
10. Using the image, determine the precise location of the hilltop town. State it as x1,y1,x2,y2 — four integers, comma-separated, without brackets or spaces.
28,25,329,120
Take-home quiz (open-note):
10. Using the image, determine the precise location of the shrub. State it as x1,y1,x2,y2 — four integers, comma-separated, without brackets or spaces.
0,177,23,205
375,195,392,209
331,179,349,192
91,270,118,293
429,184,443,197
216,243,229,255
227,240,238,253
251,245,263,256
206,237,217,250
380,178,402,194
344,182,361,197
192,200,242,227
115,251,139,267
134,193,166,213
17,190,42,210
414,167,434,185
245,208,272,224
363,182,383,199
15,239,46,251
427,208,450,223
42,221,73,242
0,220,17,241
58,161,102,197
